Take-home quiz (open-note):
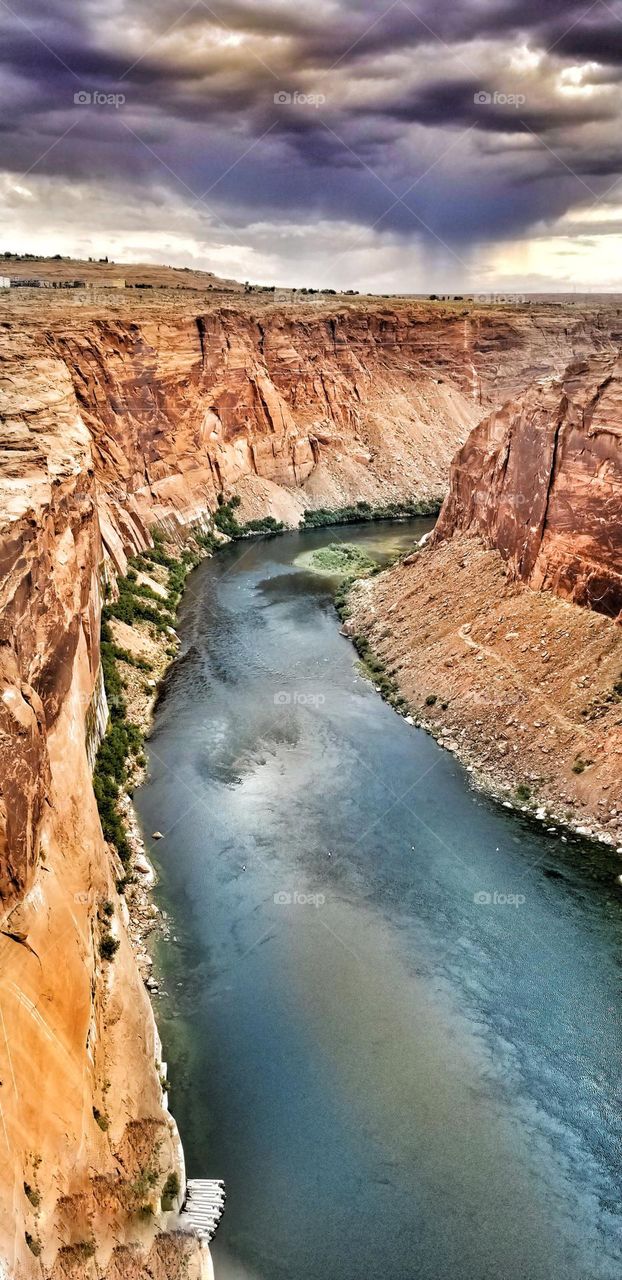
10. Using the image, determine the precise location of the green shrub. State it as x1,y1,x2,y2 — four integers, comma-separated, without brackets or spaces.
214,495,243,537
351,634,407,713
244,515,285,535
93,1107,110,1131
161,1171,181,1210
515,783,532,803
214,496,284,540
71,1242,96,1261
301,497,441,529
25,1233,41,1257
23,1182,40,1209
111,644,153,673
425,694,437,706
193,530,219,554
99,934,119,962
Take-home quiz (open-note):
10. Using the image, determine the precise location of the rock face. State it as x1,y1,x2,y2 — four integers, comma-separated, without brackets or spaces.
349,352,622,842
0,292,621,1275
3,295,620,564
434,356,622,621
0,366,192,1279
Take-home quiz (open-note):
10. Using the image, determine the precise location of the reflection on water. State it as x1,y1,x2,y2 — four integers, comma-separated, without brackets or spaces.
136,521,622,1280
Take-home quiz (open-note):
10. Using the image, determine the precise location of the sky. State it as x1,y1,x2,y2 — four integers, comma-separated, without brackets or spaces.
1,0,622,292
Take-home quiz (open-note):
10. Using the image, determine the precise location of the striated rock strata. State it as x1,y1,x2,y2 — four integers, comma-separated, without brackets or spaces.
434,355,622,620
2,294,621,567
0,368,204,1278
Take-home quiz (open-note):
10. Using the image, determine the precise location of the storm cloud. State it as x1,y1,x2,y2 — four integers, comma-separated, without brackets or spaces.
1,0,622,289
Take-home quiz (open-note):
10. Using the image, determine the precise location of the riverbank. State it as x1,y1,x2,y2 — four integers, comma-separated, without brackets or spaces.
345,532,622,851
95,524,227,984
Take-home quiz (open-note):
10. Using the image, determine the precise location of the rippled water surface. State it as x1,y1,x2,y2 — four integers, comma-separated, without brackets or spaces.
136,521,622,1280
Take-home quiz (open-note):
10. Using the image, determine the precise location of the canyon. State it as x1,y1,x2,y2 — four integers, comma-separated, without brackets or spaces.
1,281,621,1277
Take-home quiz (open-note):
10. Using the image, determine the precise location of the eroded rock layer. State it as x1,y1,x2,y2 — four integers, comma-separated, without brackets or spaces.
434,356,622,620
3,296,620,563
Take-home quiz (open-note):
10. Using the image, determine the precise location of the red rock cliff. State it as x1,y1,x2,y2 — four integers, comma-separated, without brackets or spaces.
4,296,620,565
434,355,622,621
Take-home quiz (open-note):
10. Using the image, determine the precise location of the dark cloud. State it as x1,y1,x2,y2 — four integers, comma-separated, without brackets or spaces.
1,0,622,282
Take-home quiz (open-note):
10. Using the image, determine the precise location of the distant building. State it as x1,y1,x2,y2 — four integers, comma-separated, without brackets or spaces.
0,276,10,289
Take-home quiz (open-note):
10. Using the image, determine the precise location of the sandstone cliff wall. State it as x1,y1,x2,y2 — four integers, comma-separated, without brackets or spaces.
434,356,622,621
4,298,620,568
0,363,193,1278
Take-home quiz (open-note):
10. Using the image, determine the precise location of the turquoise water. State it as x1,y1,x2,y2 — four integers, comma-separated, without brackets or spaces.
136,521,622,1280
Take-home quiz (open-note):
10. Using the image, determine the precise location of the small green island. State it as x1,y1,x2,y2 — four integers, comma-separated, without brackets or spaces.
297,542,378,579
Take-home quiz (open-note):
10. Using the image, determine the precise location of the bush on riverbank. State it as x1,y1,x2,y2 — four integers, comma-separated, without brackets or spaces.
352,633,409,713
214,494,285,539
94,538,203,869
301,497,441,528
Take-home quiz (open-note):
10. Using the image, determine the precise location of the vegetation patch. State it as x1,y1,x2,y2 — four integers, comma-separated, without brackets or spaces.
214,494,284,539
161,1171,181,1211
57,1241,96,1263
23,1182,41,1209
301,497,441,528
99,933,120,961
351,633,409,714
515,783,532,803
334,580,353,622
572,757,593,775
581,670,622,720
25,1233,41,1257
303,542,378,579
94,534,205,870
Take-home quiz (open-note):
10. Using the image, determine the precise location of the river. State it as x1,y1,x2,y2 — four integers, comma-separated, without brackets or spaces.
136,519,622,1280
